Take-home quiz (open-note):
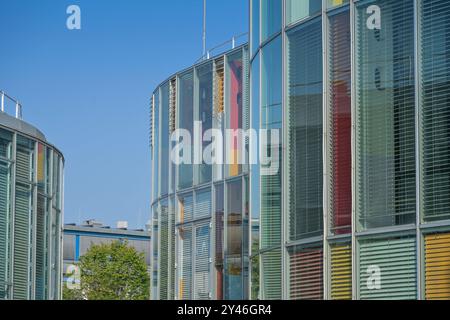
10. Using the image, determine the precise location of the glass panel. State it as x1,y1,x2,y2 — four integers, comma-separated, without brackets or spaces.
287,18,323,241
286,0,321,25
214,184,224,299
328,9,351,235
178,71,194,190
0,129,12,299
195,188,212,220
196,63,213,185
260,35,282,299
355,0,416,230
261,0,282,42
225,180,243,299
160,83,170,196
177,193,193,224
420,0,450,222
226,52,244,177
152,91,160,200
194,224,211,300
159,198,169,300
151,204,159,298
251,0,260,56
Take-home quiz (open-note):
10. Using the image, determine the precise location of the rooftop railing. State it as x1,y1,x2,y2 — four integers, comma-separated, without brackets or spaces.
0,90,23,120
196,32,248,63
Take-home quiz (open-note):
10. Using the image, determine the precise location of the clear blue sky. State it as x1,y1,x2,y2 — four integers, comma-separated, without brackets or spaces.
0,0,248,229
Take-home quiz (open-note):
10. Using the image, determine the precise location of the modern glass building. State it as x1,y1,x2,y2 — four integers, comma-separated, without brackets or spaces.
0,92,64,300
152,0,450,300
250,0,450,300
150,45,252,300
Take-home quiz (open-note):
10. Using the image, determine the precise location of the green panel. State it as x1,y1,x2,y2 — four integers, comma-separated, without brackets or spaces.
359,237,416,300
159,200,169,300
355,0,416,230
13,144,33,300
261,249,281,300
0,161,11,298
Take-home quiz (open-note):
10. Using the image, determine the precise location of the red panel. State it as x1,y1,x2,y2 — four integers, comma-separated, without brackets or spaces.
289,248,323,300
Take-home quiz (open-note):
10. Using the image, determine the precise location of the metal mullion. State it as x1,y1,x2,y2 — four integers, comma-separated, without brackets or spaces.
47,149,53,299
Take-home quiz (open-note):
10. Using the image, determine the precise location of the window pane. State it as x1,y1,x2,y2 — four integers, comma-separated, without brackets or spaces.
214,184,224,299
327,0,349,9
178,71,194,190
160,83,170,196
225,180,243,299
287,18,323,241
251,0,260,56
328,9,351,235
260,35,282,299
261,0,281,41
196,63,213,184
355,0,416,230
227,52,244,177
286,0,321,25
420,0,450,222
152,91,159,200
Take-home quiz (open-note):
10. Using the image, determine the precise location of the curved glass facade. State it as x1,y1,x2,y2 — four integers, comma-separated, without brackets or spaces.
249,0,450,300
152,0,450,300
150,46,250,300
0,113,64,300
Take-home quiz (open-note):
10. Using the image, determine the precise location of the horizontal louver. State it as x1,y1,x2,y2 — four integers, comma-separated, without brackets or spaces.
0,161,10,298
289,246,323,300
330,243,352,300
159,201,169,300
195,190,211,220
420,0,450,222
328,9,351,235
194,225,210,300
261,249,282,300
359,237,416,300
355,0,416,230
179,226,192,300
425,233,450,300
287,17,323,241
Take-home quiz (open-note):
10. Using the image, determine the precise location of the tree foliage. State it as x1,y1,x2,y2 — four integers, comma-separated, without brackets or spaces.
64,240,150,300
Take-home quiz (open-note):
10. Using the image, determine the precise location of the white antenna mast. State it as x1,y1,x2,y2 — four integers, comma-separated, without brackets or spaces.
202,0,207,59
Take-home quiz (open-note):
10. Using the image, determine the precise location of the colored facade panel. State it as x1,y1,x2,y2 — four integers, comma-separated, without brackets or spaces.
328,9,351,235
330,243,352,300
289,246,323,300
425,233,450,300
420,0,450,222
355,0,416,230
359,237,416,300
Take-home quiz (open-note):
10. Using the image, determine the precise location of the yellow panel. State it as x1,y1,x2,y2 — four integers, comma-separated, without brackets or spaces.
333,0,344,5
331,244,352,300
229,149,239,177
425,233,450,300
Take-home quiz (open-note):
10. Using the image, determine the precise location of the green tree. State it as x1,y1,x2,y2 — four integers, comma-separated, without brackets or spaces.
65,240,150,300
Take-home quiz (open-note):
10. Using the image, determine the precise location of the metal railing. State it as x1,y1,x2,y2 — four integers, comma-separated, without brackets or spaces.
196,32,249,63
0,90,23,119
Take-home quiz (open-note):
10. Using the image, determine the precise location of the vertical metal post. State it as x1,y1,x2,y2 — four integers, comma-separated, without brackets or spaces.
1,91,4,112
232,37,236,49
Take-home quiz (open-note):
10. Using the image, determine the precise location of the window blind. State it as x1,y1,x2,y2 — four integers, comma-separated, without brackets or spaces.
328,9,351,235
420,0,450,222
355,0,416,230
287,17,323,241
